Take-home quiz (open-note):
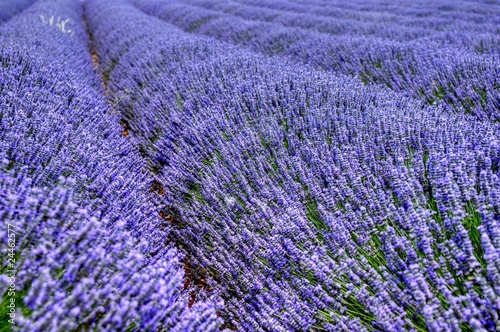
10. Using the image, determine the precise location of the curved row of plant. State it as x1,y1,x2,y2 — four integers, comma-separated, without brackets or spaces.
0,0,221,330
179,0,500,51
131,0,500,121
87,0,500,330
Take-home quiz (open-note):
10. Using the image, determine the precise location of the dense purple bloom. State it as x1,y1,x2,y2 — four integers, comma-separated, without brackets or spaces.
84,0,500,330
0,0,222,330
2,0,500,330
0,173,222,331
131,0,500,121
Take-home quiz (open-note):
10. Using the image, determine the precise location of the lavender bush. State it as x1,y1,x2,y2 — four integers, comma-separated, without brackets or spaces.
131,0,500,121
179,0,500,50
0,0,164,256
0,173,222,331
2,0,499,330
86,0,500,330
1,0,221,330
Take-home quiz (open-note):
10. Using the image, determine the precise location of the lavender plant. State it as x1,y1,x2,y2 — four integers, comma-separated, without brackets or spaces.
0,173,222,331
0,0,177,255
180,0,500,51
86,0,500,330
131,0,500,121
1,0,222,330
2,0,499,330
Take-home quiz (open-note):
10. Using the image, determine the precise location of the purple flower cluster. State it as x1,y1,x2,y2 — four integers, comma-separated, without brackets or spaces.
0,0,162,256
131,0,500,121
0,174,222,331
0,0,222,330
85,0,500,330
183,0,500,49
2,0,500,330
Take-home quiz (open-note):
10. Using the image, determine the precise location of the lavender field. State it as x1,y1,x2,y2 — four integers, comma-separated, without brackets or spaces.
1,0,499,331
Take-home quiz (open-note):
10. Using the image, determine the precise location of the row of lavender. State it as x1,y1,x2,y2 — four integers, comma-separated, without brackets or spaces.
0,0,221,330
181,0,500,48
88,0,500,330
227,0,498,24
130,0,500,121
